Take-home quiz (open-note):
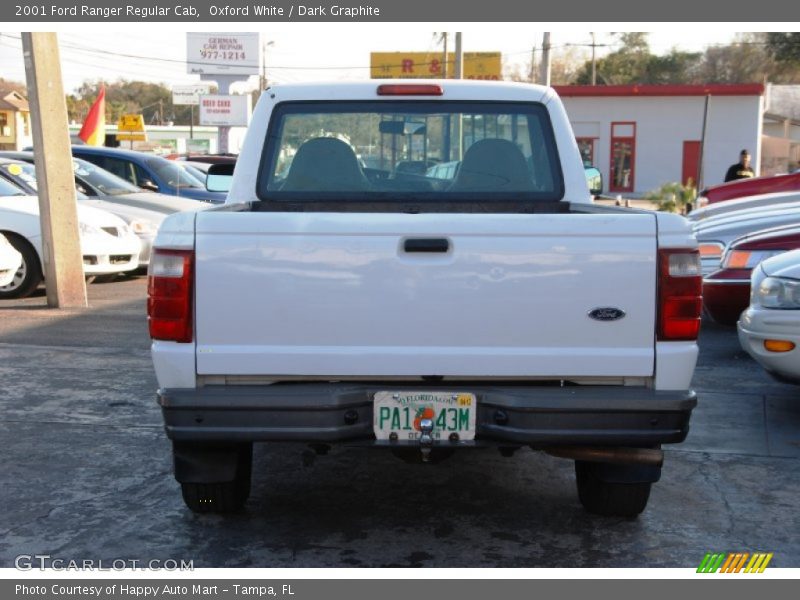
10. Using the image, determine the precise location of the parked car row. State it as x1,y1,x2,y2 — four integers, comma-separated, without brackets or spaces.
72,146,226,203
0,176,141,298
689,172,800,385
0,147,221,299
703,224,800,324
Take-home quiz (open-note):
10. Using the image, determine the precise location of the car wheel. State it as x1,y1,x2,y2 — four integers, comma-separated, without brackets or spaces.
574,461,652,517
179,445,252,513
0,235,43,299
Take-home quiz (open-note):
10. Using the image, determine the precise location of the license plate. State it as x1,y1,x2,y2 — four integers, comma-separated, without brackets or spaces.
373,391,477,442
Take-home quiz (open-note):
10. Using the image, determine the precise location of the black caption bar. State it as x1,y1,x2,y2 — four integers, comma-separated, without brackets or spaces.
5,579,798,600
4,0,800,21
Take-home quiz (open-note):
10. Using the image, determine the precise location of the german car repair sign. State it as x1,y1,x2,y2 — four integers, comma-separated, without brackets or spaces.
186,32,259,75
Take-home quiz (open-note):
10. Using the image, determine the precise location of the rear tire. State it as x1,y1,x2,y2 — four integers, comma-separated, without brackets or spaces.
0,235,42,299
575,461,652,517
179,445,252,513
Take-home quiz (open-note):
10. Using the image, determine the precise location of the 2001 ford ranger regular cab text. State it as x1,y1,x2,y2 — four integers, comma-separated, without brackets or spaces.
148,80,701,517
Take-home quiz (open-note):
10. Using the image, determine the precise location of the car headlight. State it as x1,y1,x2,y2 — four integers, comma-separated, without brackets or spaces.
79,222,101,235
721,249,785,269
756,277,800,309
129,219,157,235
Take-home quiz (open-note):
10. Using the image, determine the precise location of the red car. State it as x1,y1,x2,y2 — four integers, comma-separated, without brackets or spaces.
703,224,800,325
699,172,800,206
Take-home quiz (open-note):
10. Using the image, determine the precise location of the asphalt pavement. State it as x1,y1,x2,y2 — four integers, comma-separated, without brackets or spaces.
0,276,798,568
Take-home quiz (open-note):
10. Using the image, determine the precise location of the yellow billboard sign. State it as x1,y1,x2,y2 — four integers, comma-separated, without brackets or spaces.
117,114,146,133
370,52,502,80
116,132,147,142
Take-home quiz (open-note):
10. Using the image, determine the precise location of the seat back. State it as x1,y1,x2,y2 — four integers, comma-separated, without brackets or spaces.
448,138,534,192
281,137,369,192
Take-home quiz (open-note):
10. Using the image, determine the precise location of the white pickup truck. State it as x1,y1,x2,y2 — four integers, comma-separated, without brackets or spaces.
149,80,701,517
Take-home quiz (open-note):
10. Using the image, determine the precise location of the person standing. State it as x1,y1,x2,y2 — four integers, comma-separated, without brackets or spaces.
724,149,755,182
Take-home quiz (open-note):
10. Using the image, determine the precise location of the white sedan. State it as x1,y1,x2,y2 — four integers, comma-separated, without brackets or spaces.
0,182,141,299
0,232,22,287
738,249,800,384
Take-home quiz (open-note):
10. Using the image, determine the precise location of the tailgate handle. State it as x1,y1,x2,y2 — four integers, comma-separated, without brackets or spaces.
403,238,450,253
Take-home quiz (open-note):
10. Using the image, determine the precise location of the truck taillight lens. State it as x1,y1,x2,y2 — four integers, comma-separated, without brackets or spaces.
658,249,702,341
148,249,193,343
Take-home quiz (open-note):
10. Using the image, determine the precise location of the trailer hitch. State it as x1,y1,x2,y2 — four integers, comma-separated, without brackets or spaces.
418,418,434,462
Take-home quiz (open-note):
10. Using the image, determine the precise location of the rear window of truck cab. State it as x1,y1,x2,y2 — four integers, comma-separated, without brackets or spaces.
256,101,565,209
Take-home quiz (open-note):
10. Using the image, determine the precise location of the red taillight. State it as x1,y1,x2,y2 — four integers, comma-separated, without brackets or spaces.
147,249,193,343
658,248,702,341
377,84,443,96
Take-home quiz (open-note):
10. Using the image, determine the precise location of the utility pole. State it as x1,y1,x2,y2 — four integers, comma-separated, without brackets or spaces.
441,32,448,79
697,95,711,193
261,41,266,90
21,33,87,308
540,32,552,87
591,32,597,85
454,32,463,160
454,32,463,79
530,46,537,83
259,40,274,90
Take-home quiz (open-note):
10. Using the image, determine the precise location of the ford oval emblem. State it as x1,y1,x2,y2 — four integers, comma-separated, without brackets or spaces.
588,307,626,321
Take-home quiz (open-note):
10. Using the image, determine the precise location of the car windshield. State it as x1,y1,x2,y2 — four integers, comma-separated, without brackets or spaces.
0,161,89,199
72,158,141,195
0,174,26,196
257,100,564,207
0,162,39,194
145,157,205,189
182,164,208,182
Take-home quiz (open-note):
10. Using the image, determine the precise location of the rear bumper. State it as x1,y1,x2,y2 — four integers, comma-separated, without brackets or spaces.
158,384,697,447
738,306,800,384
702,276,751,325
136,234,155,266
81,235,141,274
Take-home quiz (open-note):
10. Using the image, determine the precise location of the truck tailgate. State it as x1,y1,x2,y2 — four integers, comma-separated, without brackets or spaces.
194,212,657,378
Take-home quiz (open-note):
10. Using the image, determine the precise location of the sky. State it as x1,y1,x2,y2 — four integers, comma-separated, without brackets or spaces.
0,25,756,95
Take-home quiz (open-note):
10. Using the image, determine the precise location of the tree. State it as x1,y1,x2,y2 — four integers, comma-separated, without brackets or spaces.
66,79,219,127
697,33,776,83
574,33,702,85
766,32,800,65
643,50,703,84
574,33,652,85
644,180,697,213
504,46,587,85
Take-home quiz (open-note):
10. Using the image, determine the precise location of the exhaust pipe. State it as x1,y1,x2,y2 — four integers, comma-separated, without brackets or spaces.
544,446,664,467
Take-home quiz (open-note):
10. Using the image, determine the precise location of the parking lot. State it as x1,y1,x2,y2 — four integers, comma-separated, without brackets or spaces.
0,276,798,568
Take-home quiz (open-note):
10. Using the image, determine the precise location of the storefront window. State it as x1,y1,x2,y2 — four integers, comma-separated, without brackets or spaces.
609,122,636,193
576,138,596,167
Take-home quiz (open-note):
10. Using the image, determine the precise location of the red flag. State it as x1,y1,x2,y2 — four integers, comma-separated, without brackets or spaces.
78,86,106,146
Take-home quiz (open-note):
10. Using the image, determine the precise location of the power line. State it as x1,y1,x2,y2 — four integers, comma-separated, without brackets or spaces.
3,32,798,91
2,32,552,73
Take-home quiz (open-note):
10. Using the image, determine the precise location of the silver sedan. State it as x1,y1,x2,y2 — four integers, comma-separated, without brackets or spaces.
738,249,800,384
